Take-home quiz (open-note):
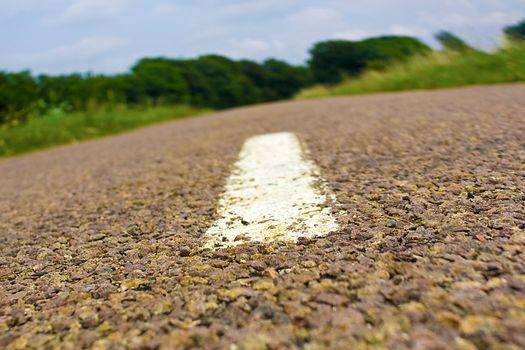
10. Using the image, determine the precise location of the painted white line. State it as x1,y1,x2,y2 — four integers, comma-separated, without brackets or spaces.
205,132,339,249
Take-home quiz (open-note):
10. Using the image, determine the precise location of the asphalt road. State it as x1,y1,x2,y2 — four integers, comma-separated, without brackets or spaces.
1,85,524,349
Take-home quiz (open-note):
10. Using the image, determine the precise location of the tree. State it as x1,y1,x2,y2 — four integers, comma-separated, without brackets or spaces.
170,60,217,107
309,40,367,84
238,60,269,102
504,19,525,42
131,58,190,104
0,52,315,126
359,36,431,69
191,55,250,108
0,71,39,124
309,36,430,84
435,31,474,52
262,59,312,100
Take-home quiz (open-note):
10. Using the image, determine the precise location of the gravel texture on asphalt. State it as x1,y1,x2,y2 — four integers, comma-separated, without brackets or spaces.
1,85,524,350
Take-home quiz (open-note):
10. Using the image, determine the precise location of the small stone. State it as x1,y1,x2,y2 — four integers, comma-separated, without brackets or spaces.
32,271,48,278
265,268,279,279
411,329,449,350
400,301,426,321
160,330,193,349
179,246,191,257
234,234,250,242
453,281,483,290
180,276,208,286
511,229,525,243
120,278,148,291
465,186,482,199
386,220,398,228
78,307,100,328
284,302,311,321
253,280,275,291
486,278,506,290
460,315,499,335
315,292,347,306
301,260,317,268
435,311,461,328
96,320,113,335
249,260,267,271
88,233,106,242
489,220,504,230
297,237,314,245
204,300,219,312
252,305,274,319
455,337,478,350
153,300,174,315
219,287,255,301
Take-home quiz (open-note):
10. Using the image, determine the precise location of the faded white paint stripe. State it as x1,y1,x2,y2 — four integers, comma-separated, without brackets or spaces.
205,132,339,249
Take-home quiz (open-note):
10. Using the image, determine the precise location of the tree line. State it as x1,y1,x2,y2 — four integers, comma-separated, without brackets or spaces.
2,18,524,127
0,36,432,126
0,56,312,125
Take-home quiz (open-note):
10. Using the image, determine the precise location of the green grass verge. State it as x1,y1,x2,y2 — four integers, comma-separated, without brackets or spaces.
296,45,525,99
0,105,210,158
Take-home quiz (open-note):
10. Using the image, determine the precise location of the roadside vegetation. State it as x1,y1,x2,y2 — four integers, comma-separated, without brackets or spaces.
1,36,427,157
0,57,312,127
0,57,312,157
1,18,524,157
296,45,525,99
297,20,525,99
0,105,208,157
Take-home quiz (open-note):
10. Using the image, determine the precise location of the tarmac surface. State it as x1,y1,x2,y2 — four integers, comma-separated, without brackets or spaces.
1,85,524,349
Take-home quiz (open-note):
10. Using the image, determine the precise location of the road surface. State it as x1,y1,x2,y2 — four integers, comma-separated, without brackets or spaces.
1,85,524,349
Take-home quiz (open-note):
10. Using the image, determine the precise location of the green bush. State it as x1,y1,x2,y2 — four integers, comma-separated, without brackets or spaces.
0,56,312,126
308,36,431,84
504,19,525,42
435,31,475,52
297,46,525,99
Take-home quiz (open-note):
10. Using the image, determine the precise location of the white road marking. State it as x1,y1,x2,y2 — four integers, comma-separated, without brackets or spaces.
205,132,339,249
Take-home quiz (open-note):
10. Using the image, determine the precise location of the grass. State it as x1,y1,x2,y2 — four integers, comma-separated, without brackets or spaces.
0,104,210,157
296,45,525,99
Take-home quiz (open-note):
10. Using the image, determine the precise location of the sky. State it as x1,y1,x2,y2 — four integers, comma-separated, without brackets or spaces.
1,0,524,74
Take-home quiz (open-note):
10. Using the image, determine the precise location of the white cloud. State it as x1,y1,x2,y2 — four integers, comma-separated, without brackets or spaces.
287,7,343,27
332,25,428,43
15,36,128,64
238,39,271,52
389,25,429,38
333,29,371,41
3,0,525,73
43,0,129,26
274,41,287,50
219,39,287,59
194,26,235,41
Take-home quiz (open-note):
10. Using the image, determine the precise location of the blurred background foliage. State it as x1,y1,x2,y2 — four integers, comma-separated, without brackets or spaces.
1,18,524,156
309,36,431,84
0,35,430,127
504,18,525,42
0,55,312,127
